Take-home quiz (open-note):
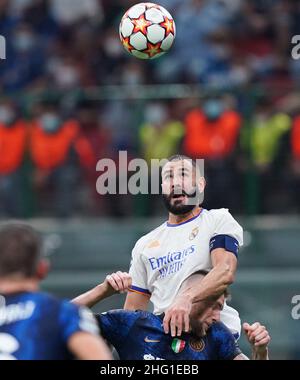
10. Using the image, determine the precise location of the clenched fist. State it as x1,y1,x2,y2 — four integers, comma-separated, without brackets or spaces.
243,322,270,359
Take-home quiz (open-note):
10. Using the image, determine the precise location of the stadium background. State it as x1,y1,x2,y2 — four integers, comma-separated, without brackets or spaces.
0,0,300,359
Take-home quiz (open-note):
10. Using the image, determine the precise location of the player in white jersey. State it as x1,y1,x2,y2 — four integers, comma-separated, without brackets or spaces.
124,155,243,338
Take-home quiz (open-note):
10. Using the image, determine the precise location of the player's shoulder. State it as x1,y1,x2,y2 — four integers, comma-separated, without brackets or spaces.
59,298,99,326
209,322,241,360
101,309,151,319
209,321,235,340
99,309,152,326
3,291,59,312
101,308,133,316
35,292,74,309
132,221,167,251
203,208,233,220
32,292,83,317
202,208,241,227
101,309,161,323
24,291,62,306
17,291,72,318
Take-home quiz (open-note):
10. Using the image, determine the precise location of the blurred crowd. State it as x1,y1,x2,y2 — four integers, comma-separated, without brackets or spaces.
1,93,300,218
1,0,300,217
2,0,300,89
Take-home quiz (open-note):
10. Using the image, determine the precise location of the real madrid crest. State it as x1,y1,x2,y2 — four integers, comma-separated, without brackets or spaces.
189,227,199,241
189,337,205,352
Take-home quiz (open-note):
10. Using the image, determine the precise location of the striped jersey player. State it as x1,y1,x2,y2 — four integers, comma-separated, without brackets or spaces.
0,291,100,360
73,271,270,361
0,223,112,360
96,309,242,360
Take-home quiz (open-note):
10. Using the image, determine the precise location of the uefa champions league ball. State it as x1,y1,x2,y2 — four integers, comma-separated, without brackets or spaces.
119,2,176,60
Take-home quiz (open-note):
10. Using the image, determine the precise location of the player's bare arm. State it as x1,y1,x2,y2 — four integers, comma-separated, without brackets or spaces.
163,251,237,336
124,288,150,311
234,322,270,360
193,247,237,301
68,331,113,360
72,272,132,308
181,250,237,303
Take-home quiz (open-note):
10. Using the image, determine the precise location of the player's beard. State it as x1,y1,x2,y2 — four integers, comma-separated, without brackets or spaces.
162,187,202,216
190,321,207,338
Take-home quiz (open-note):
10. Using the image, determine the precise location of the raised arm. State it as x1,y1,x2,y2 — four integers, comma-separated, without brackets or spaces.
234,322,270,360
124,239,151,311
124,290,150,311
189,211,241,303
163,210,242,336
163,256,236,336
184,248,237,304
72,272,132,308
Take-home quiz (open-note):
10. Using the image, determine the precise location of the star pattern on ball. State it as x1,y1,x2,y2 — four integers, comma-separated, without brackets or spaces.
131,14,152,35
144,42,162,58
121,37,134,52
160,17,174,36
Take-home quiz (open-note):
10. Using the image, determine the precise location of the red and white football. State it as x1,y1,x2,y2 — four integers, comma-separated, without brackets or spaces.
119,2,176,60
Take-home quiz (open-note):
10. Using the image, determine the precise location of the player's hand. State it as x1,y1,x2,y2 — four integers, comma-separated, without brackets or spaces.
163,296,192,337
104,272,132,295
243,322,270,357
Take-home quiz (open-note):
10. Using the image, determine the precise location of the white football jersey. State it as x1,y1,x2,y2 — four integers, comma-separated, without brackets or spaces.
129,208,243,336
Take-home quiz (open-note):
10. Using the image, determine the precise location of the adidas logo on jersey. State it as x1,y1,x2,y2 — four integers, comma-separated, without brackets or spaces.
148,240,160,248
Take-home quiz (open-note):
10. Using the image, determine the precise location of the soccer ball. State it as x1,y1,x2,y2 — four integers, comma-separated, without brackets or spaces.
119,2,176,60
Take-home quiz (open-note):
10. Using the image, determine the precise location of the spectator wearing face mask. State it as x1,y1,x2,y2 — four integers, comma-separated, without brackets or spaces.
0,99,27,217
183,98,242,211
139,103,184,164
76,99,116,216
29,100,95,217
240,96,291,213
184,98,241,159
